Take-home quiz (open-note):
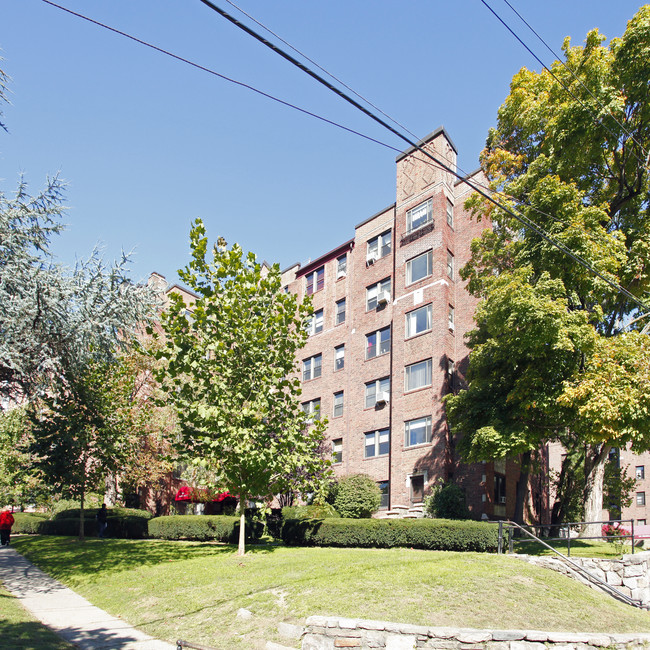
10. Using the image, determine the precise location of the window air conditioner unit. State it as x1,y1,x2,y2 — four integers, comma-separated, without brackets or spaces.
499,496,506,504
448,322,455,332
366,252,378,265
377,290,390,307
376,391,390,405
337,270,347,280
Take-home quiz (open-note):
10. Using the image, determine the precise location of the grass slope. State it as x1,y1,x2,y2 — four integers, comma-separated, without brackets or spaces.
0,585,73,649
11,536,650,650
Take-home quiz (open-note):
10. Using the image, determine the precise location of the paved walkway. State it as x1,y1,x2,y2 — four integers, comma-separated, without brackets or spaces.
0,545,176,649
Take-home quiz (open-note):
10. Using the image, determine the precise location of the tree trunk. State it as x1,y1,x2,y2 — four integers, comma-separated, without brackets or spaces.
104,473,118,506
79,484,85,542
513,451,531,525
581,443,611,538
237,495,246,556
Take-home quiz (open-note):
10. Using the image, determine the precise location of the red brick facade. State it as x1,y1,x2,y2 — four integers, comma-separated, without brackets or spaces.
281,128,521,517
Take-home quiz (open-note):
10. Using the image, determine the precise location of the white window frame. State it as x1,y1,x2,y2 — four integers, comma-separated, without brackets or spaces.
365,377,390,408
305,266,325,295
337,254,347,278
405,359,432,392
364,428,390,458
366,278,392,311
406,250,433,286
448,304,455,331
446,199,454,228
332,438,342,464
302,398,321,423
405,416,432,447
367,230,392,262
333,391,344,418
334,344,345,371
447,251,455,280
335,298,346,325
637,492,646,506
306,309,324,336
406,199,433,233
302,354,322,381
366,326,391,359
378,480,389,509
405,304,432,338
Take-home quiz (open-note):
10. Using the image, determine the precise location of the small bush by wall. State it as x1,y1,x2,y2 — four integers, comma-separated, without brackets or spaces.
12,512,49,534
148,515,263,542
424,482,471,520
282,517,499,552
333,474,381,518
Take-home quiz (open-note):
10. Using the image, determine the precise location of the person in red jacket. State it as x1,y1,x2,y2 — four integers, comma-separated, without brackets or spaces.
0,506,15,546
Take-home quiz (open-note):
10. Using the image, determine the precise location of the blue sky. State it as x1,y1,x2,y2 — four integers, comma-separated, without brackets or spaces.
0,0,644,285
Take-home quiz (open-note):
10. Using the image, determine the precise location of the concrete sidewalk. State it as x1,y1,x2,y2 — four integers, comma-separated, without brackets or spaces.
0,545,176,649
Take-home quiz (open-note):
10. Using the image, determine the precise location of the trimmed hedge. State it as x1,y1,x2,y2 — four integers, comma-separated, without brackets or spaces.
12,512,49,534
282,517,499,552
281,504,339,520
148,515,263,542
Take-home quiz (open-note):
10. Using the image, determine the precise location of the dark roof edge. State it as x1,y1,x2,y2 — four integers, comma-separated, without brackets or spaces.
295,238,355,277
454,167,484,186
355,203,396,230
395,126,458,162
281,262,301,275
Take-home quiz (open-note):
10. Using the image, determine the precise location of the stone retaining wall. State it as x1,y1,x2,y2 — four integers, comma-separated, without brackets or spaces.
301,617,650,649
514,551,650,607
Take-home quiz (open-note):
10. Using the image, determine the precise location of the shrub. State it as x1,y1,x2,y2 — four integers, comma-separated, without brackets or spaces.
281,504,339,520
39,507,153,538
12,512,49,534
424,482,471,520
282,517,499,552
333,474,381,518
148,515,263,542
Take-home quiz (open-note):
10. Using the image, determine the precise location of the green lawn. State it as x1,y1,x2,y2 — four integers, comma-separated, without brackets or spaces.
0,585,73,650
10,536,650,650
513,538,637,558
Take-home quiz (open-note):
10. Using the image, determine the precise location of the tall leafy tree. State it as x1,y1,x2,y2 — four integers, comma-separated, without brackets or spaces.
447,7,650,534
156,219,329,555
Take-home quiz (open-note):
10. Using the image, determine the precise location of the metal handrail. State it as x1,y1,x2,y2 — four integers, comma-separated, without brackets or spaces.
499,520,641,608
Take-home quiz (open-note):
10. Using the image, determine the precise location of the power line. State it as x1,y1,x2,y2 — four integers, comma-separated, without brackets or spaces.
38,0,395,152
480,0,649,170
198,0,649,312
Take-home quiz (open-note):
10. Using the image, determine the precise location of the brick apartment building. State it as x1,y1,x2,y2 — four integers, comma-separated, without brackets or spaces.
280,127,523,517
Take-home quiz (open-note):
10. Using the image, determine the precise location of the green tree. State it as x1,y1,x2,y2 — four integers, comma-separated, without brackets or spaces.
446,7,650,534
155,219,330,555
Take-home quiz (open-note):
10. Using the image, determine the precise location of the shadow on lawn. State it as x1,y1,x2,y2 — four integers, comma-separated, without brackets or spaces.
11,535,278,582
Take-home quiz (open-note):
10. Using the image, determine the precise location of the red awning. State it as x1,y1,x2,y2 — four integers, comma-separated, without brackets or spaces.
174,486,234,503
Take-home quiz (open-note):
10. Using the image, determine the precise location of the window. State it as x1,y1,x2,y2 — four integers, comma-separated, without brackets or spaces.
365,428,390,458
335,298,346,325
333,391,344,418
405,359,432,392
447,251,455,280
305,267,324,295
405,304,432,338
446,199,454,228
639,519,647,526
366,278,392,310
406,250,433,285
302,354,322,381
365,377,390,408
448,304,455,331
337,254,347,278
637,492,646,506
367,230,392,262
410,475,425,504
305,309,324,335
378,481,389,509
447,359,456,391
366,326,391,359
302,398,321,422
637,466,645,480
406,199,433,233
332,438,342,464
334,344,345,371
494,474,506,505
405,416,432,447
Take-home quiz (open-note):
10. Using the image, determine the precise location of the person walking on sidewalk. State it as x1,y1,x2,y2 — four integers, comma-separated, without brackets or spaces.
0,506,15,546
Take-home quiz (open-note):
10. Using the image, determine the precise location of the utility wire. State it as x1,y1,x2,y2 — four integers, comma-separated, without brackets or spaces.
223,0,419,143
198,0,649,312
38,0,395,152
480,0,649,170
500,0,648,159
